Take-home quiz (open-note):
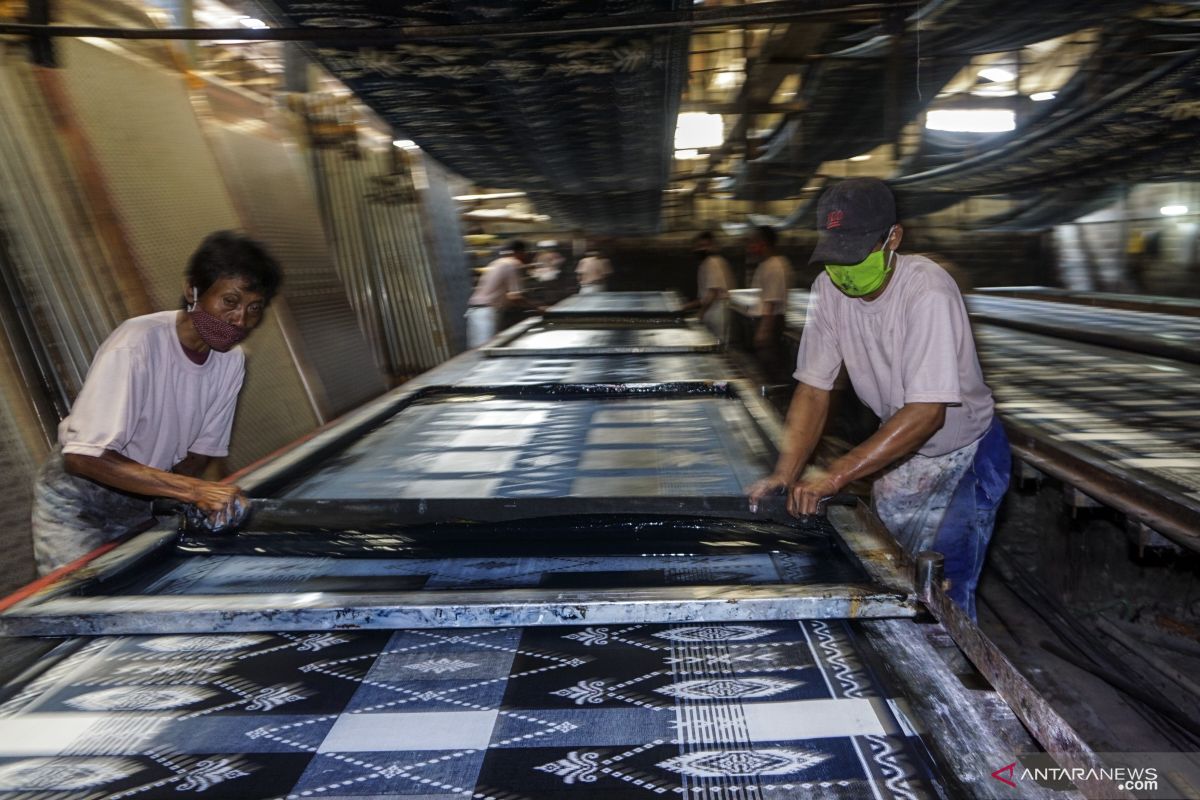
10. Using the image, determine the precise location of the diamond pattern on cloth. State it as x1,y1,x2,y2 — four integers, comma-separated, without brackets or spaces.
0,622,937,798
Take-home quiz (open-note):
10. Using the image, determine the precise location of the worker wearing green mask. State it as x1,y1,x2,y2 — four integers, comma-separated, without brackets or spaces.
748,177,1009,621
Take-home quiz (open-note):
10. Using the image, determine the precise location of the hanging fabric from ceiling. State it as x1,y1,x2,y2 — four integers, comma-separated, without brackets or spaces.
264,0,689,233
891,46,1200,196
970,187,1125,232
734,0,1141,200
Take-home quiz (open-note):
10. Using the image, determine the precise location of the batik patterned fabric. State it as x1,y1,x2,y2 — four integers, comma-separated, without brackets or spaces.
269,2,688,232
489,324,718,354
547,293,682,315
458,354,728,385
285,397,767,499
0,622,936,798
118,550,870,598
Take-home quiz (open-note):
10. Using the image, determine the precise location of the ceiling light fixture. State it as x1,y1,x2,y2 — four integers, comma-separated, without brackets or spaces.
674,112,724,150
392,139,419,149
925,109,1016,133
238,16,269,29
1160,205,1189,217
1030,91,1057,102
712,71,741,90
848,154,871,162
978,67,1016,83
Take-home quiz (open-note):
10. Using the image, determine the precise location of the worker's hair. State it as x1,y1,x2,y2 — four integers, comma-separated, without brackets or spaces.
752,225,777,249
187,230,283,302
694,231,715,244
507,239,528,254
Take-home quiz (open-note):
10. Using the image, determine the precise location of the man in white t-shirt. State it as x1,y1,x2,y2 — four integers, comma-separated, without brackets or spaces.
465,240,538,348
31,231,283,574
748,178,1009,620
575,250,613,294
683,231,735,340
747,225,791,379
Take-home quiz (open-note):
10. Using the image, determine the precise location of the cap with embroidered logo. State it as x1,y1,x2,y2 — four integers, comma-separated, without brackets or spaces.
809,178,897,265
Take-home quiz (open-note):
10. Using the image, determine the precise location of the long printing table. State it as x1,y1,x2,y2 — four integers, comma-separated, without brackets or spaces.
0,293,1100,799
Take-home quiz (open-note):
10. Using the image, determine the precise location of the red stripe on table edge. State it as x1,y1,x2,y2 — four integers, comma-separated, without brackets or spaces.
0,538,124,613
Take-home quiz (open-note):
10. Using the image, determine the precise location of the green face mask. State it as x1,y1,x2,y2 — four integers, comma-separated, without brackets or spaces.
825,248,893,297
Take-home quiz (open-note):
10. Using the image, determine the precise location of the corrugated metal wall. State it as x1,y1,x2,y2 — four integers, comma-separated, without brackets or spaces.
201,81,387,418
51,37,325,468
303,98,469,380
416,154,472,353
0,32,479,589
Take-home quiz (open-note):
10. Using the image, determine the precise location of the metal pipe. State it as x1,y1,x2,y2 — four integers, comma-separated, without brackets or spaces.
1005,422,1200,555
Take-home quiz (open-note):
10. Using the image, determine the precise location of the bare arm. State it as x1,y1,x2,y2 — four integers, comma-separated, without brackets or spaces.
787,401,946,516
697,287,724,316
505,291,545,312
748,382,830,508
64,449,245,520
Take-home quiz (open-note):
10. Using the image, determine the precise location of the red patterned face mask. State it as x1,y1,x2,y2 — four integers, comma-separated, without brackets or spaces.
189,289,248,351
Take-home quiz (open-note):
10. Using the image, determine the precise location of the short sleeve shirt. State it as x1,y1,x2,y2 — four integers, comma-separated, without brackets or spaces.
576,256,612,285
750,255,790,316
58,311,246,469
793,254,994,456
698,255,733,296
468,256,523,308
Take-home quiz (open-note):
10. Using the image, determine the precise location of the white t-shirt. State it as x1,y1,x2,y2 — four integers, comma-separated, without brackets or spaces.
793,254,993,456
751,255,790,317
468,256,523,308
576,256,612,286
698,254,733,296
58,311,246,470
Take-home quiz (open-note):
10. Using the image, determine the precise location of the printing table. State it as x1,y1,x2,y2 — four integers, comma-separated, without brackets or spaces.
0,293,1086,799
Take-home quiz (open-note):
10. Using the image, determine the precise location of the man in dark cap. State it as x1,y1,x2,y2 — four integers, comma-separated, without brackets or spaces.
748,177,1009,620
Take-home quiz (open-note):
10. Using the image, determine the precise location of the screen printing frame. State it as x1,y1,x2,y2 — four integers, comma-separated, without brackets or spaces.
0,380,919,636
542,290,685,320
481,316,720,357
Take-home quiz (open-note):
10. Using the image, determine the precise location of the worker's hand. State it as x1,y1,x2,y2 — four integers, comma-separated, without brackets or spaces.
787,468,842,517
188,481,249,531
746,473,788,513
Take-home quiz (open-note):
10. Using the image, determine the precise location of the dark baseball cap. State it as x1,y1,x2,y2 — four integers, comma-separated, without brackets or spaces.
809,178,897,265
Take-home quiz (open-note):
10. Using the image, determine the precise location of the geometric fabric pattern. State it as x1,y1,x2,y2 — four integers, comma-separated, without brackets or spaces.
130,551,869,597
0,621,937,798
285,396,769,500
488,324,717,354
458,354,729,385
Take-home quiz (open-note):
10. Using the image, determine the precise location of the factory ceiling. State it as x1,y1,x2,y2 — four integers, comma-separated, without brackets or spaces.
37,0,1200,233
258,0,692,233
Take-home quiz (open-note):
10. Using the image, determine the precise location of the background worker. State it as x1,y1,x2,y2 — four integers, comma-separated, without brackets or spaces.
575,248,613,294
465,240,539,347
683,230,735,340
31,231,282,574
748,178,1009,620
746,225,791,381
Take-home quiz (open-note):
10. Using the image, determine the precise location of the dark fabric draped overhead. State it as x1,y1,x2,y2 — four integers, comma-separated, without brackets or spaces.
266,0,689,233
891,46,1200,195
734,0,1141,201
970,187,1125,232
